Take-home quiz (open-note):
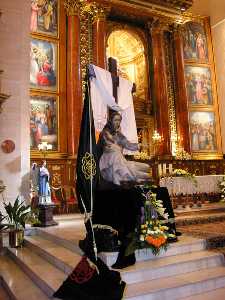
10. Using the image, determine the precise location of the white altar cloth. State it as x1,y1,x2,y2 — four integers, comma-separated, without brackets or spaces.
160,175,224,195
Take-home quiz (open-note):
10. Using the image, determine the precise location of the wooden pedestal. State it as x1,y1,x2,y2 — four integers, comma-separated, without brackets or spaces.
38,204,58,227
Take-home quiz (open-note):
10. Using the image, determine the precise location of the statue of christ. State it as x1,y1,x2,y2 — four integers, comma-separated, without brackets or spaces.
98,112,151,186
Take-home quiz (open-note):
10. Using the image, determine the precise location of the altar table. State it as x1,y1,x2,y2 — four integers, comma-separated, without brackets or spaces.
160,175,224,196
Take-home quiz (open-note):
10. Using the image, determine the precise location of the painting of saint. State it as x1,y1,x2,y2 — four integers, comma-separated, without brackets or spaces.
183,22,208,61
30,38,57,91
190,111,217,152
30,95,58,150
30,0,58,37
185,66,213,105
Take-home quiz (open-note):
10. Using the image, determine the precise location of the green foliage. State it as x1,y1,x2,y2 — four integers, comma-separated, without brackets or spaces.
4,196,31,230
26,208,40,226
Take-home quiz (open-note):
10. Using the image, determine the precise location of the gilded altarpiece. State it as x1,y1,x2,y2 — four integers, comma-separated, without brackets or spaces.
30,0,68,189
30,1,223,198
182,19,222,159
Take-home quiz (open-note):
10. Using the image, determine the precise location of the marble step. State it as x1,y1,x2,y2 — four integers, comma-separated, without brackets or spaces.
7,247,66,298
24,235,81,275
99,236,206,266
0,255,50,300
181,287,225,300
6,243,225,300
121,250,224,284
125,266,225,300
36,227,83,255
25,234,224,284
176,212,225,226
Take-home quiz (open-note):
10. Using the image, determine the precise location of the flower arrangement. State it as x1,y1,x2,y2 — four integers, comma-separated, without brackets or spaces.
126,187,174,256
174,147,192,160
138,190,173,255
134,151,151,161
218,176,225,202
170,169,197,186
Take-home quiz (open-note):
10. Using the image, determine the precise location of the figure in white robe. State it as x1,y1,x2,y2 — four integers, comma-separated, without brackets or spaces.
98,112,150,186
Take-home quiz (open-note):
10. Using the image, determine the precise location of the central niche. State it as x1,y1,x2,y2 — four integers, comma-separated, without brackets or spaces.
106,27,153,155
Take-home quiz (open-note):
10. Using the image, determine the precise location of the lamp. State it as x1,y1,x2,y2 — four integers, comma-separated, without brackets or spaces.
152,130,162,143
38,142,53,158
152,130,162,159
0,70,10,114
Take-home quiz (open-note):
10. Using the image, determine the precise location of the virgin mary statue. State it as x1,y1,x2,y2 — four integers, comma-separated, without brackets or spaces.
98,112,150,186
39,160,52,204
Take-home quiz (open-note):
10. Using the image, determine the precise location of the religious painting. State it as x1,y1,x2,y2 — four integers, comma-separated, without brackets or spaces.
30,0,58,37
30,38,58,91
189,111,217,152
30,95,58,150
185,66,213,105
183,22,208,61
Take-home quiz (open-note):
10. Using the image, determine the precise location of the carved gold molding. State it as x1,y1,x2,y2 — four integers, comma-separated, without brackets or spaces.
82,2,110,22
163,32,178,155
64,0,80,16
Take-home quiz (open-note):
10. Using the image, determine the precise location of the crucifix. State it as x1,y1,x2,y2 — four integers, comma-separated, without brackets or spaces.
108,57,136,104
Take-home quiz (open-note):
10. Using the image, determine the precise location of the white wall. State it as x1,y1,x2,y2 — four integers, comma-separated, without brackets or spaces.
0,0,30,212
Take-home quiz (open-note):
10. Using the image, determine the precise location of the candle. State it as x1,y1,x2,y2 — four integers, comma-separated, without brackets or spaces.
169,164,173,174
158,164,162,177
163,164,166,175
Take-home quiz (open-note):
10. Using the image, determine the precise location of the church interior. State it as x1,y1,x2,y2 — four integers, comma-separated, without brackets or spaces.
2,0,225,299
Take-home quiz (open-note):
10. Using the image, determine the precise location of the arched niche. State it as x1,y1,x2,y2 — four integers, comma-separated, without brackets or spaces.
106,25,154,155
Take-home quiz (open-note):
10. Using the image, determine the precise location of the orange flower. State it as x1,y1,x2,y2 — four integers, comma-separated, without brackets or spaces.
145,235,167,248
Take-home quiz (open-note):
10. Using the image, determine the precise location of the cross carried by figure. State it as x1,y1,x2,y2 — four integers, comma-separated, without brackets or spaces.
108,57,136,104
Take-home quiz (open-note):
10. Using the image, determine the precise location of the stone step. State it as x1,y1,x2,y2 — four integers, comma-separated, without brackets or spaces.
24,235,81,275
181,287,225,300
99,236,206,266
121,250,224,284
25,234,224,285
7,247,66,298
35,228,206,266
7,244,225,300
175,204,225,217
0,255,50,300
36,227,83,255
125,266,225,300
176,212,225,226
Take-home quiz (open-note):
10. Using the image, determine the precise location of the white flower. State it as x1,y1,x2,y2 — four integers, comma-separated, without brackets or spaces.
140,235,145,241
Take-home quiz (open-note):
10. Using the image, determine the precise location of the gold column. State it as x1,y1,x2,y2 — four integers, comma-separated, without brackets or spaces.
92,5,109,68
173,24,191,153
64,0,82,157
148,19,172,158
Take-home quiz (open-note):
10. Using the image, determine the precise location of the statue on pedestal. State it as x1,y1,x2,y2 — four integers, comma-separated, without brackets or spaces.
38,160,51,205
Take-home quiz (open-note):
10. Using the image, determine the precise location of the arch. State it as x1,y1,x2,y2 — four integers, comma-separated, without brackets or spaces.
106,25,154,155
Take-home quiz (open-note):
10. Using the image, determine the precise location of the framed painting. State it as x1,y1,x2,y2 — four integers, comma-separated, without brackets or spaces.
30,0,58,38
185,66,213,105
30,94,58,151
183,22,208,61
189,111,217,152
30,38,58,92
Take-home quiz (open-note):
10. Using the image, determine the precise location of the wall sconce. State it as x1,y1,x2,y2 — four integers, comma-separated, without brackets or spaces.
152,130,162,143
0,70,10,113
38,142,53,158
